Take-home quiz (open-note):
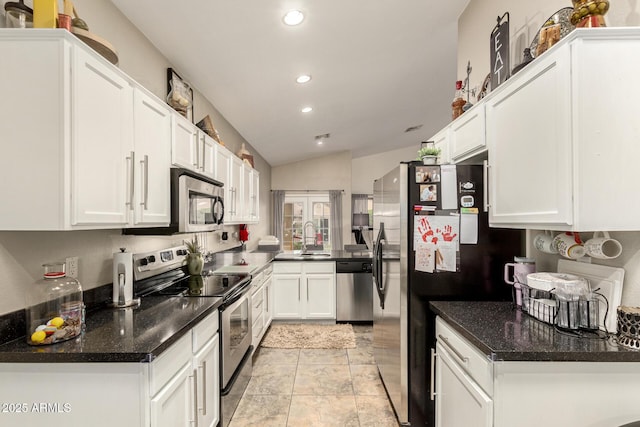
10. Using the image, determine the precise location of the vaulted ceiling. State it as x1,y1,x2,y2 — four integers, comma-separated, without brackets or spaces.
110,0,469,166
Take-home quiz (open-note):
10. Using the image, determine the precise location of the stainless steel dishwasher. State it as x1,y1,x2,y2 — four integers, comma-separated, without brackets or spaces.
336,260,373,322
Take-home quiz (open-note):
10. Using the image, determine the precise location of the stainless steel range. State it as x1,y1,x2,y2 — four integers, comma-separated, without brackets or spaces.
132,246,253,427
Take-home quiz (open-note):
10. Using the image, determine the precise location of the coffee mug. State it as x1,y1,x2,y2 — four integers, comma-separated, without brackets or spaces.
553,232,586,259
533,230,558,254
584,231,622,259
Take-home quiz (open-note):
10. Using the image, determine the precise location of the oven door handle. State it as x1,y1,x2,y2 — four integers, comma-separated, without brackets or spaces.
221,279,253,308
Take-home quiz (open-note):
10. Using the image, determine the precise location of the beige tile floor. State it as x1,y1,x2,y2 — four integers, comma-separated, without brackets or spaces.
229,324,399,427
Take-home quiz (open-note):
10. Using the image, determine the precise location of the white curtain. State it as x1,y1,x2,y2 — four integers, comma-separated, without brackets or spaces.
329,190,343,250
352,194,369,215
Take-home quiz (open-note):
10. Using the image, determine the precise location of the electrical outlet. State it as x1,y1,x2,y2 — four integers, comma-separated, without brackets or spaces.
66,256,79,278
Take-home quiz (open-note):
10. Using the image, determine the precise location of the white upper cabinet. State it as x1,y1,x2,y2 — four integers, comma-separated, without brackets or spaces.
487,28,640,231
431,128,451,165
0,31,157,230
171,113,199,171
449,103,486,163
132,88,172,226
226,156,244,224
486,43,573,229
249,169,260,223
71,46,134,227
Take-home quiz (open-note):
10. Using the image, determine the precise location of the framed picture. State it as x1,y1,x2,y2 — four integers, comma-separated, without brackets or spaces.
166,68,194,122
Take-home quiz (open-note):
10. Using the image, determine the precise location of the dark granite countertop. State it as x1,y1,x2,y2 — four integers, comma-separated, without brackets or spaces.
430,301,640,362
0,296,222,363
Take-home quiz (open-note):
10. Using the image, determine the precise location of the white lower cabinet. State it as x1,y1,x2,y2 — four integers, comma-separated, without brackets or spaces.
434,316,640,427
435,342,492,427
272,262,336,320
251,266,274,352
0,310,220,427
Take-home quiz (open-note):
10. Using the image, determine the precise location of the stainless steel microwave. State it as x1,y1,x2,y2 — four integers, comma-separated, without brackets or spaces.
125,168,224,235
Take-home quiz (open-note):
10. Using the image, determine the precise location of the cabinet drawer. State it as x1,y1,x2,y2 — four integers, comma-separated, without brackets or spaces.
273,262,303,274
149,333,192,396
303,262,335,274
192,309,219,353
436,316,493,396
252,312,264,340
252,287,264,320
253,271,265,287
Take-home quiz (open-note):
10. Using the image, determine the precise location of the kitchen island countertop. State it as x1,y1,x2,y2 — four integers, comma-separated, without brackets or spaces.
0,296,222,363
430,301,640,362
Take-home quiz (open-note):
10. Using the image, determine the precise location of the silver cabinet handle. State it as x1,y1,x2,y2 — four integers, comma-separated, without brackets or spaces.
193,137,200,169
307,282,309,301
298,278,301,301
438,334,469,364
126,151,135,209
430,348,437,401
199,360,207,416
189,371,198,426
140,155,149,210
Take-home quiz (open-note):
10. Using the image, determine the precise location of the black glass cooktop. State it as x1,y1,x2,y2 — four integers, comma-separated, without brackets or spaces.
152,273,251,300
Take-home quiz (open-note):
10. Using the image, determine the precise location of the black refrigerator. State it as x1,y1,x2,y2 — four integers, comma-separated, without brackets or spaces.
372,161,523,426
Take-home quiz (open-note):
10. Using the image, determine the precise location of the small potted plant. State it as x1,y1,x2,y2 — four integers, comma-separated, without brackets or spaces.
185,236,204,275
417,142,441,165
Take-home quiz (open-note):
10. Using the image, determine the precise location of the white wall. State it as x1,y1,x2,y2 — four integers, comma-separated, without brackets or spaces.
272,151,352,248
457,0,640,95
0,0,271,316
457,0,640,306
352,145,418,194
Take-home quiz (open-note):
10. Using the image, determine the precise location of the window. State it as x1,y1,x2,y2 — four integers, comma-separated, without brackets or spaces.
282,194,331,251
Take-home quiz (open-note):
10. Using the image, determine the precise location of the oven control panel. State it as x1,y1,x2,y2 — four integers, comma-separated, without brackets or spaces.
133,245,188,281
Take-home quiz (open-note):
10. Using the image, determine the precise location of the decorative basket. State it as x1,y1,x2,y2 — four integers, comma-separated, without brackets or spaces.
617,306,640,350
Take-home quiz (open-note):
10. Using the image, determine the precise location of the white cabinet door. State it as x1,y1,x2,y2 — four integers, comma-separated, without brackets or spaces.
435,343,493,427
430,128,450,165
486,45,572,228
264,276,273,327
273,275,303,319
200,133,216,179
248,169,260,223
227,156,244,223
71,47,133,226
305,274,336,319
215,144,231,184
449,104,486,163
150,363,193,427
132,88,171,226
193,335,220,427
172,114,198,171
241,165,252,222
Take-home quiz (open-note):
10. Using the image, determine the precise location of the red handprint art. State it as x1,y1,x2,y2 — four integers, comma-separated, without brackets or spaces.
439,224,457,242
417,217,438,244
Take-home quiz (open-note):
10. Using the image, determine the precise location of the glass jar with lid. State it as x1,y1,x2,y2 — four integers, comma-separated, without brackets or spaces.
4,0,33,28
26,262,84,346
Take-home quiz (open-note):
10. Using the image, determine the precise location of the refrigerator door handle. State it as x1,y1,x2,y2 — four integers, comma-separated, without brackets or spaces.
372,223,386,309
483,159,490,213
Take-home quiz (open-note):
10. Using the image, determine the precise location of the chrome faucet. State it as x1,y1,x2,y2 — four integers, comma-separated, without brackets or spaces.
301,220,317,253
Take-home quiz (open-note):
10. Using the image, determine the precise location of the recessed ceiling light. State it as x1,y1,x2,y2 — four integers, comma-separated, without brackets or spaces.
296,74,312,84
283,10,304,26
301,106,313,113
317,140,324,146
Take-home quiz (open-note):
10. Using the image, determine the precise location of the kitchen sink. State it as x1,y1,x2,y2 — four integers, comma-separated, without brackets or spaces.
274,251,332,260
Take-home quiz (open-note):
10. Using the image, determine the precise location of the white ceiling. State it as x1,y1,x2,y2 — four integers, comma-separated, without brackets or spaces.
109,0,469,166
